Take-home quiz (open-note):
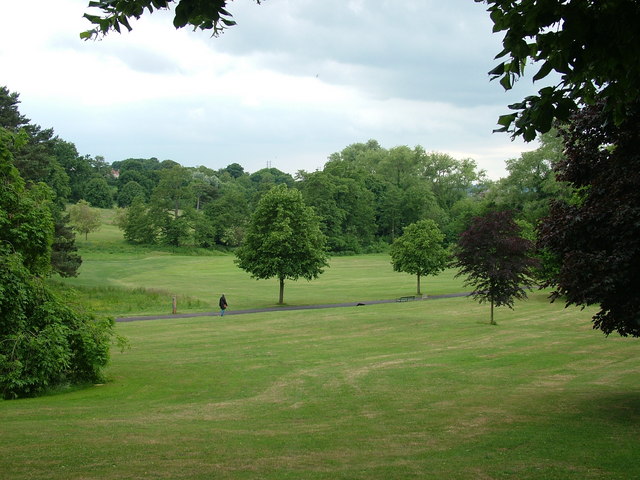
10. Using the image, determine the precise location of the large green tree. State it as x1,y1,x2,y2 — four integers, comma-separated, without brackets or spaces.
0,129,115,398
0,130,54,277
53,139,93,203
84,177,113,209
298,170,376,254
390,220,448,296
419,153,486,211
235,185,328,305
118,195,158,244
0,86,82,277
199,182,250,247
114,158,162,200
117,180,147,207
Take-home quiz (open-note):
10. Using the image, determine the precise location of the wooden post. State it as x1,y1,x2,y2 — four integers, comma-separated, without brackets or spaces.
172,295,177,314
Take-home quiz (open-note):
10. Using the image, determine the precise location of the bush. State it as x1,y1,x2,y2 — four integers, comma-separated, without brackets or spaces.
0,254,116,399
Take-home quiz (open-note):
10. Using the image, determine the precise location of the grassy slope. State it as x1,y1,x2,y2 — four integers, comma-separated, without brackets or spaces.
1,293,639,479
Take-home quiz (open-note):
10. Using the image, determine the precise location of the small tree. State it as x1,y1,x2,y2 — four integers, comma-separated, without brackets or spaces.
390,219,448,295
117,195,158,244
452,210,537,325
51,212,82,277
235,184,328,304
68,200,101,240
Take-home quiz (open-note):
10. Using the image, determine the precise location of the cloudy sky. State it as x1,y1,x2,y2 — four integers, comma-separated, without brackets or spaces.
0,0,543,178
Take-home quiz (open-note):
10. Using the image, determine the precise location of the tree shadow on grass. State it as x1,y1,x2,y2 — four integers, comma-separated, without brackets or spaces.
572,391,640,425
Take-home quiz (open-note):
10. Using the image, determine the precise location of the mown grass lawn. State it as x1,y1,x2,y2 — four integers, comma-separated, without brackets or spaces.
58,209,467,316
2,292,639,479
60,252,467,316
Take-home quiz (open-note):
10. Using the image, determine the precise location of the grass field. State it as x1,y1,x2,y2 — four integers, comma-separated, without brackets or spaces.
3,208,639,479
1,292,639,479
57,209,468,316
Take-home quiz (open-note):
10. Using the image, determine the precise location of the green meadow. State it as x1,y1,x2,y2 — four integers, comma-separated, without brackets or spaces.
2,210,639,479
57,211,466,317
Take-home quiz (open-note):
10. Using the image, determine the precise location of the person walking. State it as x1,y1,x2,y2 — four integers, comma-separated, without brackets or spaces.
219,294,228,316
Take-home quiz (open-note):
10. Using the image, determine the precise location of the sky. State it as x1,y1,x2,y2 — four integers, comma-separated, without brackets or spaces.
0,0,543,179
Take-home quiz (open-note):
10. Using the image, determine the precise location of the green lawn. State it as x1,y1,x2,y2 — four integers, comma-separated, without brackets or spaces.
1,292,639,479
7,209,637,479
61,252,466,315
60,211,468,316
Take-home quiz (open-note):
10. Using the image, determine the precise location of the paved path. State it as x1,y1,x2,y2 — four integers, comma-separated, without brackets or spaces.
115,292,471,322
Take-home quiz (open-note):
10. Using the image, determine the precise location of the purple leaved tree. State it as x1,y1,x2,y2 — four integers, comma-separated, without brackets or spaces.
453,210,538,325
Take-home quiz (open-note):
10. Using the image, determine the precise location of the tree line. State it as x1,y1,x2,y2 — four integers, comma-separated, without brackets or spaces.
96,133,571,260
2,85,572,258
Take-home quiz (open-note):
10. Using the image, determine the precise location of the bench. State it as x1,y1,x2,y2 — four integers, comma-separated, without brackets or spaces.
396,295,416,302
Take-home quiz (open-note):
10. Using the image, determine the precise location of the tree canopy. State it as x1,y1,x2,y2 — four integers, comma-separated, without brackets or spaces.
538,101,640,337
0,129,115,398
390,220,448,296
81,0,261,40
235,184,328,305
480,1,640,337
478,0,640,140
0,86,96,278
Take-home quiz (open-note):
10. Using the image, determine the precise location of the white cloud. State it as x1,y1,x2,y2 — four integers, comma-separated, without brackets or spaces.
0,0,541,178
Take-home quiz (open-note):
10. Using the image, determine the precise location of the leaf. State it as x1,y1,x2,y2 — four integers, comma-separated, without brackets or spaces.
497,113,517,128
500,74,513,90
83,13,103,24
532,60,553,82
119,15,132,32
488,62,505,77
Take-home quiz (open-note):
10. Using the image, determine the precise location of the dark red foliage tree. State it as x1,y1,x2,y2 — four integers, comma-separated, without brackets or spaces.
538,101,640,337
453,210,537,325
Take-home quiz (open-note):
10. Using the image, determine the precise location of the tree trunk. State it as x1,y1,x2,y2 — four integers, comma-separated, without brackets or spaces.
278,277,285,305
490,297,496,325
416,273,421,296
